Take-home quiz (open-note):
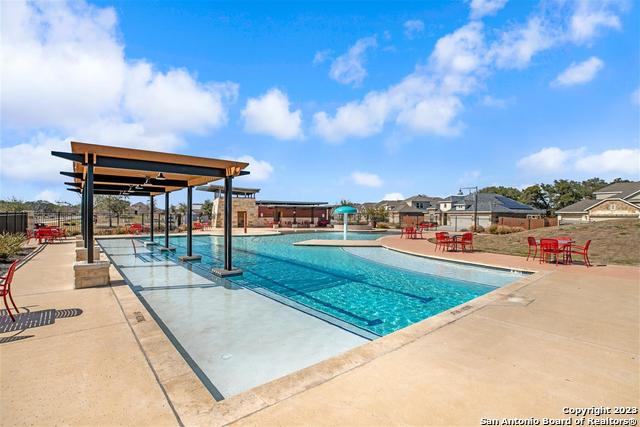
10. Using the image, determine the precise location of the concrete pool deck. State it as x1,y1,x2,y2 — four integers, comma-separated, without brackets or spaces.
1,234,638,426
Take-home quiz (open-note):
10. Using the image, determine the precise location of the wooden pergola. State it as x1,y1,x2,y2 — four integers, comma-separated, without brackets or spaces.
53,142,249,276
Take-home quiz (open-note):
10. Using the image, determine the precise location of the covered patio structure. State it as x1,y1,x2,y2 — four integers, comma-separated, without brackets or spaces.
52,142,249,283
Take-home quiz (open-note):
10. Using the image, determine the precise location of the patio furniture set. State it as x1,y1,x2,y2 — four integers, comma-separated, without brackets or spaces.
434,231,474,252
27,226,67,244
527,236,592,267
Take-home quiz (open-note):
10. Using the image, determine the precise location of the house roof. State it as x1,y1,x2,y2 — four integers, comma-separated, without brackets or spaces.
404,194,442,203
593,181,640,199
445,193,545,214
392,205,426,214
556,199,599,213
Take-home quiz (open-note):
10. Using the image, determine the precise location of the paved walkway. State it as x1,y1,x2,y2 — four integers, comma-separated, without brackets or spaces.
1,234,638,426
233,235,639,426
0,240,178,426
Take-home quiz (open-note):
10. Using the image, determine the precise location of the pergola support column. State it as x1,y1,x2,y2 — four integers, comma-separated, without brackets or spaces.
86,158,94,262
179,186,201,261
81,185,86,246
164,192,170,248
150,195,155,241
213,175,242,277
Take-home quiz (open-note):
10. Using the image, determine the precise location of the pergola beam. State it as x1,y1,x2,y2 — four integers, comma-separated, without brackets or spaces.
64,181,167,193
66,188,158,197
61,171,189,187
52,151,229,178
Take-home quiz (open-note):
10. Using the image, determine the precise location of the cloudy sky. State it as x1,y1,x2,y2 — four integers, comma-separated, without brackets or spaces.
1,0,638,205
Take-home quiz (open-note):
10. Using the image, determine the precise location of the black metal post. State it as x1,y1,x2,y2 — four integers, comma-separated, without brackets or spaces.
187,186,193,257
86,158,94,263
224,176,232,270
165,192,170,249
81,185,85,242
474,189,478,231
150,196,155,241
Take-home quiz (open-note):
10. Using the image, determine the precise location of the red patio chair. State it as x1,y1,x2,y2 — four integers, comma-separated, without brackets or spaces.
570,240,592,267
458,232,474,252
35,227,55,244
539,238,564,266
400,227,412,238
526,236,538,261
1,260,20,322
129,223,143,235
434,232,455,252
414,227,423,239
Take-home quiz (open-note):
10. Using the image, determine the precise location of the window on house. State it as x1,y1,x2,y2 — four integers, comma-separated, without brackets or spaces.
608,203,616,210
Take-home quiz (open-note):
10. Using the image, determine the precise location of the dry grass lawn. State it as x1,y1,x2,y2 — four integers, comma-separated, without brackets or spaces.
471,219,640,266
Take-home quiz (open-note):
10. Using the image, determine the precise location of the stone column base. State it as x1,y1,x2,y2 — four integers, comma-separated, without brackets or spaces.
75,246,101,262
73,260,111,288
76,239,95,248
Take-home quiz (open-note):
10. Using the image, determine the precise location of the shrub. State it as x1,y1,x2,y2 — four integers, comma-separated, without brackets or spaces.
376,223,390,229
468,224,485,233
488,225,525,235
0,232,26,260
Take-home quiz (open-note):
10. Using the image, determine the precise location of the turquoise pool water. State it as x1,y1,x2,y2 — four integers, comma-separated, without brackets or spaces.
145,232,525,336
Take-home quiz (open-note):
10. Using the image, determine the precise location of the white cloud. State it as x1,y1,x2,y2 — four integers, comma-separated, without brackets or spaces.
575,149,640,176
233,155,274,181
469,0,508,19
489,17,555,70
35,190,61,203
241,88,303,140
518,147,639,177
569,0,624,44
351,172,383,188
313,1,627,143
329,36,377,86
517,147,585,174
314,23,484,142
0,0,237,182
404,20,424,39
551,57,604,87
383,192,405,201
0,134,68,182
313,49,332,65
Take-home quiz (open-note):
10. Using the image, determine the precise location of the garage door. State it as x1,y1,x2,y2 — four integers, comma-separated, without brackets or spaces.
452,215,473,230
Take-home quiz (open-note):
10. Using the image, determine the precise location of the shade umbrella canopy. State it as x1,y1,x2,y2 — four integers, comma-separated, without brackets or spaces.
334,205,357,214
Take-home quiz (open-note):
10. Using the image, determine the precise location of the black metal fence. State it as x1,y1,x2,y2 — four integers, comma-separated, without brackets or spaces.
0,212,28,234
33,211,183,235
34,211,82,234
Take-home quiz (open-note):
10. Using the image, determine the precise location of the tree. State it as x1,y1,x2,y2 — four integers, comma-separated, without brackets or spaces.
580,177,608,198
201,199,213,218
339,199,355,206
520,185,550,212
362,205,388,223
479,186,522,201
94,195,129,226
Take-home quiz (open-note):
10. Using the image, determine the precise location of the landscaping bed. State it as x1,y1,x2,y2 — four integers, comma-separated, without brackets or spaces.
0,233,36,276
470,219,640,266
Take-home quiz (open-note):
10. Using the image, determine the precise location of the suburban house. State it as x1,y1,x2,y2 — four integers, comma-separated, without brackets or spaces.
128,202,150,215
439,193,545,229
359,195,441,226
556,181,640,223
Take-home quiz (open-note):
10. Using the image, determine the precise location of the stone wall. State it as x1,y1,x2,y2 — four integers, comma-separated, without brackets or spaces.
589,200,640,219
212,198,259,227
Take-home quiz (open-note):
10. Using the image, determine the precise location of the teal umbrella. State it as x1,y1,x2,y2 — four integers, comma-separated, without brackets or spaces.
334,205,357,239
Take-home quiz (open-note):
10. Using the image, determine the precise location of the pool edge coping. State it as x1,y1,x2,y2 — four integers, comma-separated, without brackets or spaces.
95,236,550,426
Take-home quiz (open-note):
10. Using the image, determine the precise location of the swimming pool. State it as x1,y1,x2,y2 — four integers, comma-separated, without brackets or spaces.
143,232,525,336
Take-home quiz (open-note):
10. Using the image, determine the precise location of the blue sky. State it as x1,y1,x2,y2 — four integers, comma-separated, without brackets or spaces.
1,0,638,205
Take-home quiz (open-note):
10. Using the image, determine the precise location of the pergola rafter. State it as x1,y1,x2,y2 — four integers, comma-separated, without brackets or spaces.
53,141,248,275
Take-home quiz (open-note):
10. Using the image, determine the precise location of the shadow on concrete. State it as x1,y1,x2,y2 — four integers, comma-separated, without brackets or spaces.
0,308,83,341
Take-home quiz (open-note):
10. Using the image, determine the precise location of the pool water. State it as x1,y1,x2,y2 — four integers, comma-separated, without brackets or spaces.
144,232,525,336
